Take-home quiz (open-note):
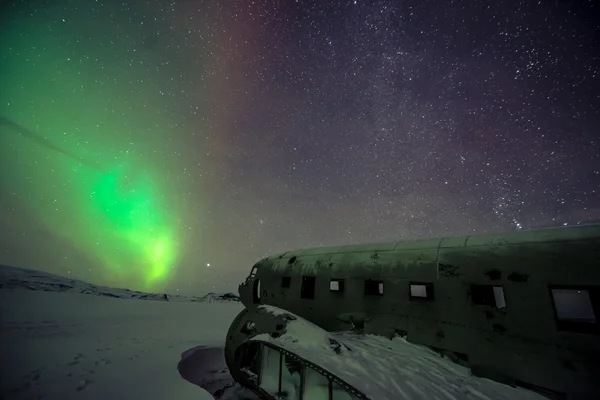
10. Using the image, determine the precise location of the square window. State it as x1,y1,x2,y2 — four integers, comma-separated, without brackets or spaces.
551,288,595,323
549,286,599,334
409,283,435,300
282,276,291,288
410,284,427,297
364,279,384,296
471,285,505,308
330,279,344,292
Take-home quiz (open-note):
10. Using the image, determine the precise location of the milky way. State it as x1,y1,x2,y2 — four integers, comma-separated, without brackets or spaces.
1,0,598,293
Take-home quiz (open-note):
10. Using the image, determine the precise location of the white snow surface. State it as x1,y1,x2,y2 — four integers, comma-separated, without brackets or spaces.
0,265,253,400
0,288,251,399
253,305,548,400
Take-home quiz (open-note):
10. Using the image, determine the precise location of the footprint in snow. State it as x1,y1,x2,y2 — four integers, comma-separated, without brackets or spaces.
76,379,93,391
68,353,85,366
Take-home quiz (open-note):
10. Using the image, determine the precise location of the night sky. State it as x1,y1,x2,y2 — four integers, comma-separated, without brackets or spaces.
1,0,599,294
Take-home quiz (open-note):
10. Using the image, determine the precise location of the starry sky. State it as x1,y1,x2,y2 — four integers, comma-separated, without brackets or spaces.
1,0,599,294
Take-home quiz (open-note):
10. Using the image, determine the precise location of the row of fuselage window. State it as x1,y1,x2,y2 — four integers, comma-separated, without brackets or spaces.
277,276,506,308
269,276,600,333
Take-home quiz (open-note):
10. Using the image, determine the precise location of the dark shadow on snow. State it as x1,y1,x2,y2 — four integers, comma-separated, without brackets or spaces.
177,345,259,400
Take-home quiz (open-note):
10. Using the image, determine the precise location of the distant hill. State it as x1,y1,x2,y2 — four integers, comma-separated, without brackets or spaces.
0,265,239,303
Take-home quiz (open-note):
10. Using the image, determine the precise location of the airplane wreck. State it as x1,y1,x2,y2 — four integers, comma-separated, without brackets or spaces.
224,224,600,399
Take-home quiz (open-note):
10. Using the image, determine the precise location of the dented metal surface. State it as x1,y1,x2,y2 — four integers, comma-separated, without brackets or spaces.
226,224,600,399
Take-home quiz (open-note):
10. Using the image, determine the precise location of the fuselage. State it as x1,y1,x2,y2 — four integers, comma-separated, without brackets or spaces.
227,224,600,399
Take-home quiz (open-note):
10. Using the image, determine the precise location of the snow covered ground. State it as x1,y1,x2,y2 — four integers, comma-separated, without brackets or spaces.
0,264,240,303
0,265,254,400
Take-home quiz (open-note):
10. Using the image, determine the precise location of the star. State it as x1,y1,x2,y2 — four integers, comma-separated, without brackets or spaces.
0,0,598,294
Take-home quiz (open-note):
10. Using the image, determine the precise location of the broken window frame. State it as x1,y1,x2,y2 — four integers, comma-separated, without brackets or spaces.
409,282,435,300
364,279,384,296
236,342,261,383
548,285,600,335
258,344,283,395
301,276,317,300
256,344,303,399
253,343,365,400
470,284,506,308
282,353,303,399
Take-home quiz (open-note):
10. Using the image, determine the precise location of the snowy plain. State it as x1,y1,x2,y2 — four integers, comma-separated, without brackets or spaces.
0,265,256,400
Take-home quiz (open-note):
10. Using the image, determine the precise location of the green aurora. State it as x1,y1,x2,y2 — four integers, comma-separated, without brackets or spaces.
0,4,198,291
0,117,182,290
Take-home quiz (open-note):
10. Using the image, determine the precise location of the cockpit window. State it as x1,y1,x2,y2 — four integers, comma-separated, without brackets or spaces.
250,266,258,277
254,344,362,400
237,342,260,383
303,365,330,399
258,345,282,395
281,355,302,399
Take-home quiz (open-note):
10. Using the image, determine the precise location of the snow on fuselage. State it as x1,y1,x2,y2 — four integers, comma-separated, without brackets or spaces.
226,305,549,400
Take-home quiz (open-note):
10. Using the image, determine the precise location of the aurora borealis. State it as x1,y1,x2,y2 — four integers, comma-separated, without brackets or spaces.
0,0,191,291
0,116,181,290
1,0,599,294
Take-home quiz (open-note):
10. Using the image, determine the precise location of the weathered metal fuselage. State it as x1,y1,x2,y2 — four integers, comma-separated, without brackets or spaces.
225,224,600,399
